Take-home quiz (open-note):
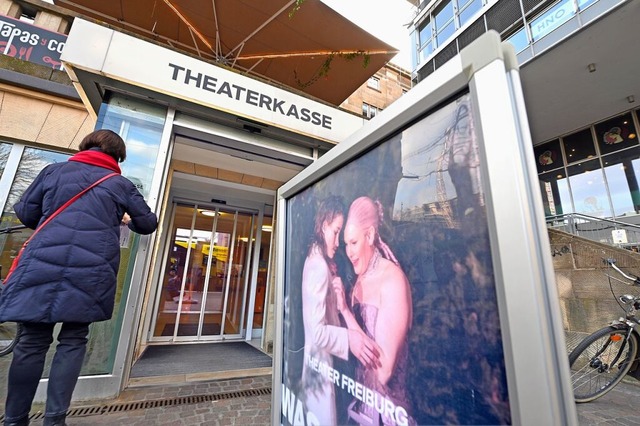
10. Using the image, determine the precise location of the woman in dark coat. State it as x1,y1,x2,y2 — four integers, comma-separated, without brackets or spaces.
0,129,158,426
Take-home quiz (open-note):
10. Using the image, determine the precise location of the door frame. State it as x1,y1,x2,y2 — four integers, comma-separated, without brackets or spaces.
147,197,267,344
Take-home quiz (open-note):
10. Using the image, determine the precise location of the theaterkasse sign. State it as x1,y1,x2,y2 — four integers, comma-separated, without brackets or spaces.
61,19,363,143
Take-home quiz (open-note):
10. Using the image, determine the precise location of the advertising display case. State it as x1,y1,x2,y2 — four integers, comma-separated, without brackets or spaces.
272,31,577,425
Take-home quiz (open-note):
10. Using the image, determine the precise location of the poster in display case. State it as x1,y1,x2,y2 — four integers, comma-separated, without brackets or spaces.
272,32,577,426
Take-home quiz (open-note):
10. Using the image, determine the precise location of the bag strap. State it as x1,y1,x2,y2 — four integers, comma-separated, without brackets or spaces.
24,172,119,245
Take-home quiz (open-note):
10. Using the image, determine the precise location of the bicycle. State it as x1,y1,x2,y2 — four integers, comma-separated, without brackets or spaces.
0,224,27,357
568,258,640,402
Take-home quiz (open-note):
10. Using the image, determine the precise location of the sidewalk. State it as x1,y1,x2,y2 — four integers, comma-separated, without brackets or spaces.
9,374,640,425
575,378,640,425
22,375,272,426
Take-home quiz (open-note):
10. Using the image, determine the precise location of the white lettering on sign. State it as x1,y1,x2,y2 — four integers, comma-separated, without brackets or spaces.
529,0,575,41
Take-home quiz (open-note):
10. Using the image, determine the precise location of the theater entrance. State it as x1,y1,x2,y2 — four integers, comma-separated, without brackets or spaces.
149,201,270,342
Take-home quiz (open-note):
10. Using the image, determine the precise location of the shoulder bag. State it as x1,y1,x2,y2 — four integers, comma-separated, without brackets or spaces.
3,172,118,284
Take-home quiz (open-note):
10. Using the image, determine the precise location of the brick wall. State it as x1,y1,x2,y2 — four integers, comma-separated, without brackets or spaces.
549,229,640,338
339,63,411,117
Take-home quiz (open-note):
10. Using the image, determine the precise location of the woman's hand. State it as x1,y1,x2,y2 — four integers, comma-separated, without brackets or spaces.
348,329,382,370
332,277,346,312
121,213,131,225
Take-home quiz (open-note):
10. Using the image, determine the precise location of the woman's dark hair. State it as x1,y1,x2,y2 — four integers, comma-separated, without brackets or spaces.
312,195,345,258
79,129,127,162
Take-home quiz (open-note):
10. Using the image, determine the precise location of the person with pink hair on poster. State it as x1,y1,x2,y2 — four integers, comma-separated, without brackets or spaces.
300,196,380,425
334,196,415,426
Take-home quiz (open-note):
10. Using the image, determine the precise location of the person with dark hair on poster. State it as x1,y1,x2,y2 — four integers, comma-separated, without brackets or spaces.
334,196,415,426
300,196,381,425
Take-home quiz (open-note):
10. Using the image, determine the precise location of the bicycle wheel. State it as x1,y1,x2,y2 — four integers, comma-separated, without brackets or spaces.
0,321,21,356
569,326,638,403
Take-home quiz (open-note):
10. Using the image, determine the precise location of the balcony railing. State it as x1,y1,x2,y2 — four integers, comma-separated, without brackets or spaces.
546,213,640,249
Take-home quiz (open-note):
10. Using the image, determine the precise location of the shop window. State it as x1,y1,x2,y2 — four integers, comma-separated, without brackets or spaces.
534,139,563,173
567,159,610,218
595,112,638,156
602,147,640,216
0,147,70,293
539,169,570,217
0,147,74,380
97,93,167,199
562,128,596,164
84,93,168,375
0,142,12,179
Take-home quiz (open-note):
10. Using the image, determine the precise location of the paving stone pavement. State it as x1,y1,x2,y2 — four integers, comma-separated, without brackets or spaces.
575,378,640,425
26,375,273,426
14,374,640,425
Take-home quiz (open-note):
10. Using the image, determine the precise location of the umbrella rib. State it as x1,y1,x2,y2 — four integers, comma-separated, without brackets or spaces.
188,27,201,56
243,58,264,75
212,0,221,58
236,49,399,61
163,0,213,52
224,0,297,60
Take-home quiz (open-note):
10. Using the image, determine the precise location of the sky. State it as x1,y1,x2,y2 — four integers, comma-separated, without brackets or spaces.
321,0,416,70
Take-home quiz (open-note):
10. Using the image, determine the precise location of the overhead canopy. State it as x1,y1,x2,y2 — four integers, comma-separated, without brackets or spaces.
53,0,398,106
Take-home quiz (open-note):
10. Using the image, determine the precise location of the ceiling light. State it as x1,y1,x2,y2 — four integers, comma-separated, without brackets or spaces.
200,210,217,217
587,63,596,73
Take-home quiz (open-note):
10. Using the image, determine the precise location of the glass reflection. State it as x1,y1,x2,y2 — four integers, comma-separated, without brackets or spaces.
567,159,610,217
602,148,640,216
539,170,570,216
0,148,70,279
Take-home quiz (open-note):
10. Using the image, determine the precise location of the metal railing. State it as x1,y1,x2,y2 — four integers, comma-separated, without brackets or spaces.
546,213,640,249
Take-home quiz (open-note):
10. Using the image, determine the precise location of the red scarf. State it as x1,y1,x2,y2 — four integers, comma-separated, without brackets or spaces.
68,150,121,174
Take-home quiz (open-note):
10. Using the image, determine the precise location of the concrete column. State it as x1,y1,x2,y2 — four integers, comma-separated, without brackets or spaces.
34,10,70,34
0,0,22,18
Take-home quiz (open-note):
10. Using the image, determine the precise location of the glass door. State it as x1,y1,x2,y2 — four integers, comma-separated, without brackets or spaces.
152,202,257,341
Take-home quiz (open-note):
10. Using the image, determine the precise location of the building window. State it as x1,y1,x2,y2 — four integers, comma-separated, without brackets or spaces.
562,128,596,164
529,0,576,42
434,0,456,46
362,103,381,119
594,112,638,156
417,0,487,64
537,109,640,219
418,18,434,63
506,27,529,53
367,76,380,90
458,0,483,26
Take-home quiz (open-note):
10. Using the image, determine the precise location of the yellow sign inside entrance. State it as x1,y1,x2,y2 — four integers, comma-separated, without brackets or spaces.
174,240,229,261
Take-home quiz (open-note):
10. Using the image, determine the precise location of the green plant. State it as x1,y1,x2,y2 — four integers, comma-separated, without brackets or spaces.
294,51,371,89
289,0,307,18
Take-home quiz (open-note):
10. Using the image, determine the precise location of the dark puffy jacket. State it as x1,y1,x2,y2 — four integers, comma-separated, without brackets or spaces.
0,160,157,323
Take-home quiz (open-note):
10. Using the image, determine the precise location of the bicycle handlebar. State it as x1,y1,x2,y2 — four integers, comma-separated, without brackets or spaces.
604,258,640,286
0,225,26,234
